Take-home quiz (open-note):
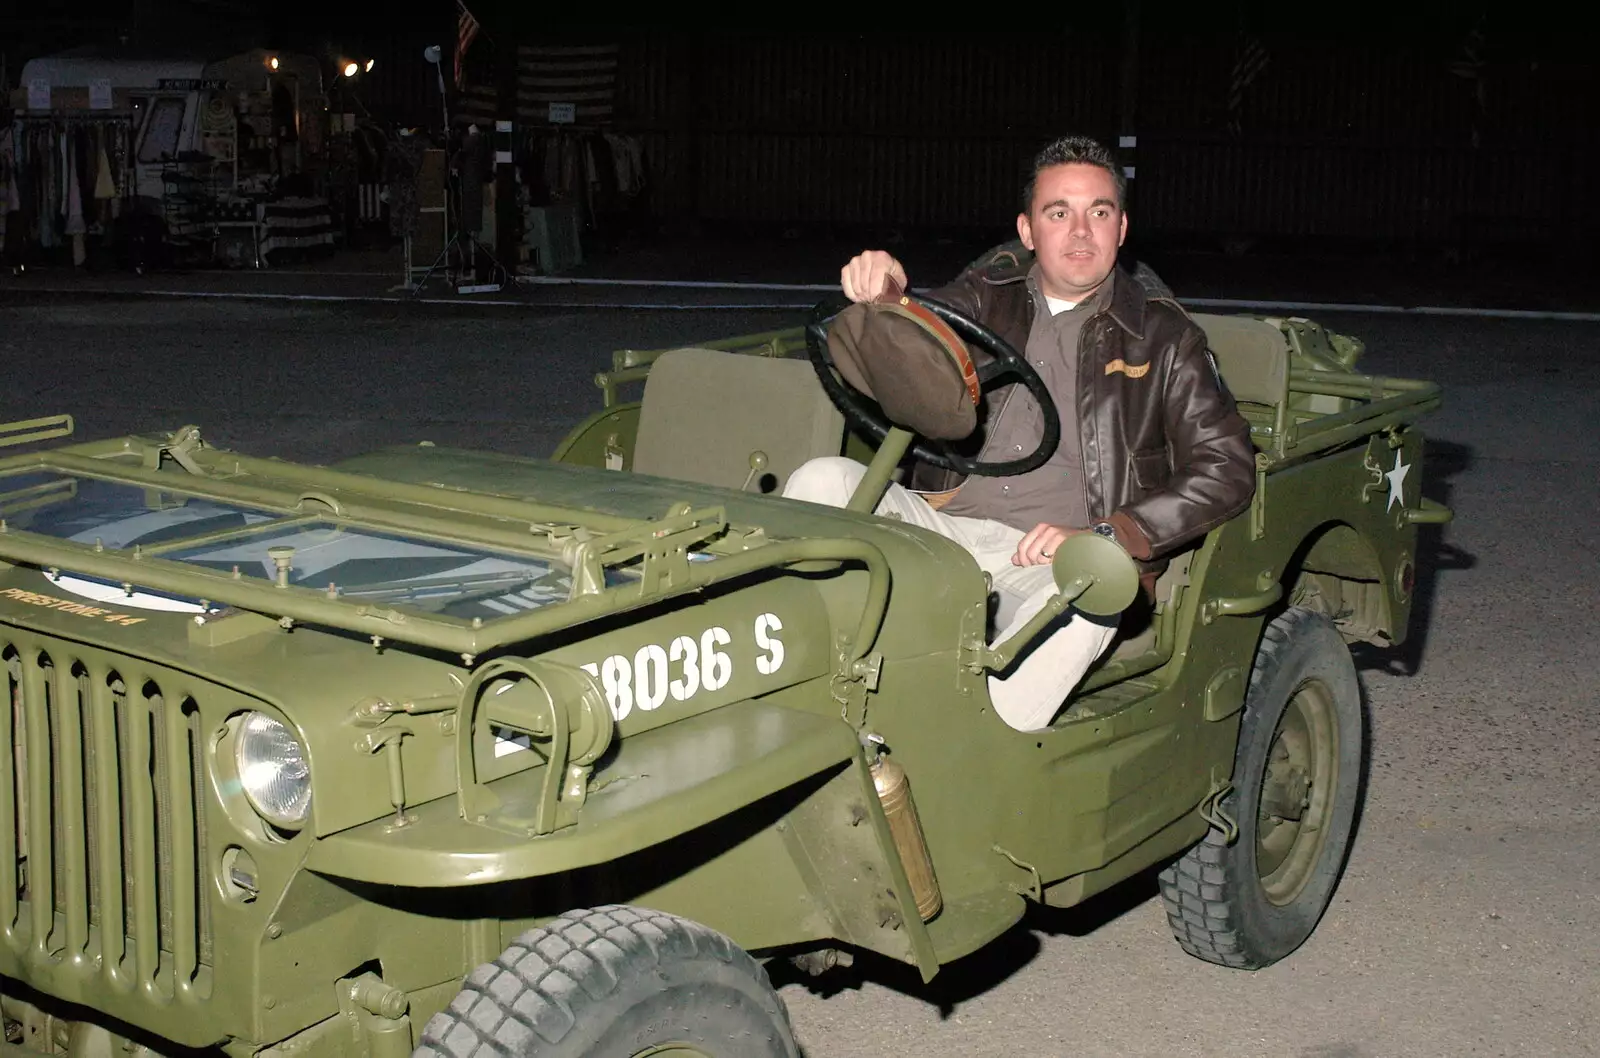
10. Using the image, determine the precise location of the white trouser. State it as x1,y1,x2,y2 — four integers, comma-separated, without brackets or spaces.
782,457,1118,731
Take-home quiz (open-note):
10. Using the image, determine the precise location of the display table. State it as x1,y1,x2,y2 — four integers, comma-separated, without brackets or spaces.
208,196,335,268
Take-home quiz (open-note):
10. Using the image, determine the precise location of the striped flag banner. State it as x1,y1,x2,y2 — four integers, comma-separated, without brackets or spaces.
452,83,497,126
517,44,619,125
455,0,481,90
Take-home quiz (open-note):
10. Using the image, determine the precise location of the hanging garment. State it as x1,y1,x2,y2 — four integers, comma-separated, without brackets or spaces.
75,127,96,222
1,124,18,212
0,126,10,252
602,132,645,197
542,133,586,204
59,132,69,207
24,127,44,253
94,132,116,199
107,122,129,198
63,128,85,265
39,129,60,249
113,122,129,212
10,125,31,258
64,132,86,238
584,137,606,197
383,132,426,239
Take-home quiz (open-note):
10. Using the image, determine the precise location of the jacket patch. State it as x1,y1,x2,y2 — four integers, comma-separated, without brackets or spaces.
1105,358,1151,379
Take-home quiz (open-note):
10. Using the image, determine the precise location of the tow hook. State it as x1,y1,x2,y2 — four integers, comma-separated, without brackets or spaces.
342,973,413,1058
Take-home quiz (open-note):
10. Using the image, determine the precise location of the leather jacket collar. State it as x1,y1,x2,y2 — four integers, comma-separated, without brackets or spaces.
979,255,1148,340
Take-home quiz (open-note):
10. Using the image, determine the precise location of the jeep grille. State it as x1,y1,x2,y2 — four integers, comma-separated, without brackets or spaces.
2,632,211,1001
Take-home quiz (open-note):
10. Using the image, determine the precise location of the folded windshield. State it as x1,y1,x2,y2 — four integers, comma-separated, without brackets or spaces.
0,470,623,621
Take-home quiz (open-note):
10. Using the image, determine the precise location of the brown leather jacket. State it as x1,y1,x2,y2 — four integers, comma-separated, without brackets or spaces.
911,254,1258,584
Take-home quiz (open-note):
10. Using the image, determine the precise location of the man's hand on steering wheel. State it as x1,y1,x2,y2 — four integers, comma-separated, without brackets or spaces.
840,251,910,303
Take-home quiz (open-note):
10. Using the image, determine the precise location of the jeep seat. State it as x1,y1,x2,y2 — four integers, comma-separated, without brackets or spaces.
1192,314,1290,410
630,348,847,493
1190,314,1293,454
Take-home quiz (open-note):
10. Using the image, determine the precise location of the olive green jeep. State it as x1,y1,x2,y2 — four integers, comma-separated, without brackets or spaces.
0,295,1449,1057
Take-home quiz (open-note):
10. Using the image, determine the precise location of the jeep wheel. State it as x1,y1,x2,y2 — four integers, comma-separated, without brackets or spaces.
415,905,799,1058
1159,607,1364,969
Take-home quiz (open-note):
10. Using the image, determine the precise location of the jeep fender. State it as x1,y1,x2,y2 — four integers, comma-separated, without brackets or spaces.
303,700,940,979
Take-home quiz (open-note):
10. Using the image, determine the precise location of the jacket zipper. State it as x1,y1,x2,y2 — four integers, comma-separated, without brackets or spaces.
1079,310,1101,521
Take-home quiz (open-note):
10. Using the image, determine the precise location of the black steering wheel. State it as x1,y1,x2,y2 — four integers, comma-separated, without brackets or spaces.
804,292,1061,477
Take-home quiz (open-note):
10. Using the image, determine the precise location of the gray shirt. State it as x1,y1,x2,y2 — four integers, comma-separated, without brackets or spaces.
939,269,1102,532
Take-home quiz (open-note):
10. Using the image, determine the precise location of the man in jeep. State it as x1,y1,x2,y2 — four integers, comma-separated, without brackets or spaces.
784,135,1257,731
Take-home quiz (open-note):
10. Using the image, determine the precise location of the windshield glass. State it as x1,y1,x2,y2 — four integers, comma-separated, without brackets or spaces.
163,521,582,618
1,471,279,545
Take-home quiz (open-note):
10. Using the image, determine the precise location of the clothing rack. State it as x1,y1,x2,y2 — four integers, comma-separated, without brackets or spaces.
514,126,645,235
3,114,135,267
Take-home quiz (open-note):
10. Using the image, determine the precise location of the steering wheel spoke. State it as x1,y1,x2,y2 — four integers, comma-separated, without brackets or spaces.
975,358,1016,385
806,293,1061,479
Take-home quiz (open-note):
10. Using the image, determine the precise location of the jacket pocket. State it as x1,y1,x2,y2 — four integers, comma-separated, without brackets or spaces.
1130,447,1171,491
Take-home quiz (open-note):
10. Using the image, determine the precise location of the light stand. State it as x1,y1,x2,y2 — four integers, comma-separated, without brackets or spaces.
408,45,507,296
424,44,449,147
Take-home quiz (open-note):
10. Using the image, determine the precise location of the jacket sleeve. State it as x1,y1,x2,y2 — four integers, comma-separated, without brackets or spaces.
1108,323,1258,560
919,269,986,319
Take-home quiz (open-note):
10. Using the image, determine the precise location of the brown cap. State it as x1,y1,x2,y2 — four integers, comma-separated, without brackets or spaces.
826,299,980,441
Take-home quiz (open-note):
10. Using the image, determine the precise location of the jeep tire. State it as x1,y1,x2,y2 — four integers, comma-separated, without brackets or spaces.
415,905,799,1058
1159,607,1365,969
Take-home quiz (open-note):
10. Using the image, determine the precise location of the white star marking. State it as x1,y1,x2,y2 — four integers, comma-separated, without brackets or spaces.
47,572,209,613
1385,451,1411,511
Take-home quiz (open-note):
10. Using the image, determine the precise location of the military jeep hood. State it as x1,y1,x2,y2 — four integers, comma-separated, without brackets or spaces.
0,435,981,840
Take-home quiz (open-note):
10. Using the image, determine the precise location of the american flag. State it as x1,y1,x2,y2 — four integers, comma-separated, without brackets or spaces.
516,43,620,125
454,0,480,90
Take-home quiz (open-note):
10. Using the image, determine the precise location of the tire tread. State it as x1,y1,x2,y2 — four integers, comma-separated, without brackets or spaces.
414,905,793,1058
1158,606,1351,970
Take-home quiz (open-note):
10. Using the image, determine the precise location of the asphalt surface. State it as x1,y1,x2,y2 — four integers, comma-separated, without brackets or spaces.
0,286,1596,1058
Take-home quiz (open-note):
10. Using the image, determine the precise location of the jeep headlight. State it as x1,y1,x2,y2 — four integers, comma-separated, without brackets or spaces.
235,712,312,829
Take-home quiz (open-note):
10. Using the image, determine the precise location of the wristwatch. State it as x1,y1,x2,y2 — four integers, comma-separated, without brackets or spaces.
1090,521,1121,546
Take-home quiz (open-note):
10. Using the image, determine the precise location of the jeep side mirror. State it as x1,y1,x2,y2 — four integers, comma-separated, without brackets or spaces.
982,531,1139,674
1050,532,1140,617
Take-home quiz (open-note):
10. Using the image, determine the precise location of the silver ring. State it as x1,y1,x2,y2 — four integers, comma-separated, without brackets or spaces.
1041,550,1053,558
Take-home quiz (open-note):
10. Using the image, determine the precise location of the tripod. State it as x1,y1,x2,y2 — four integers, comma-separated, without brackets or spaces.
407,154,508,295
409,49,508,296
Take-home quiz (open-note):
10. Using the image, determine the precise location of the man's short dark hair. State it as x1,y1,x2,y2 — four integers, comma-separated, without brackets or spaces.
1020,135,1127,214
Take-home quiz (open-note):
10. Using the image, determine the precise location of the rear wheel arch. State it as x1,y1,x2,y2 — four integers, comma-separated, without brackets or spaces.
1280,520,1395,645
